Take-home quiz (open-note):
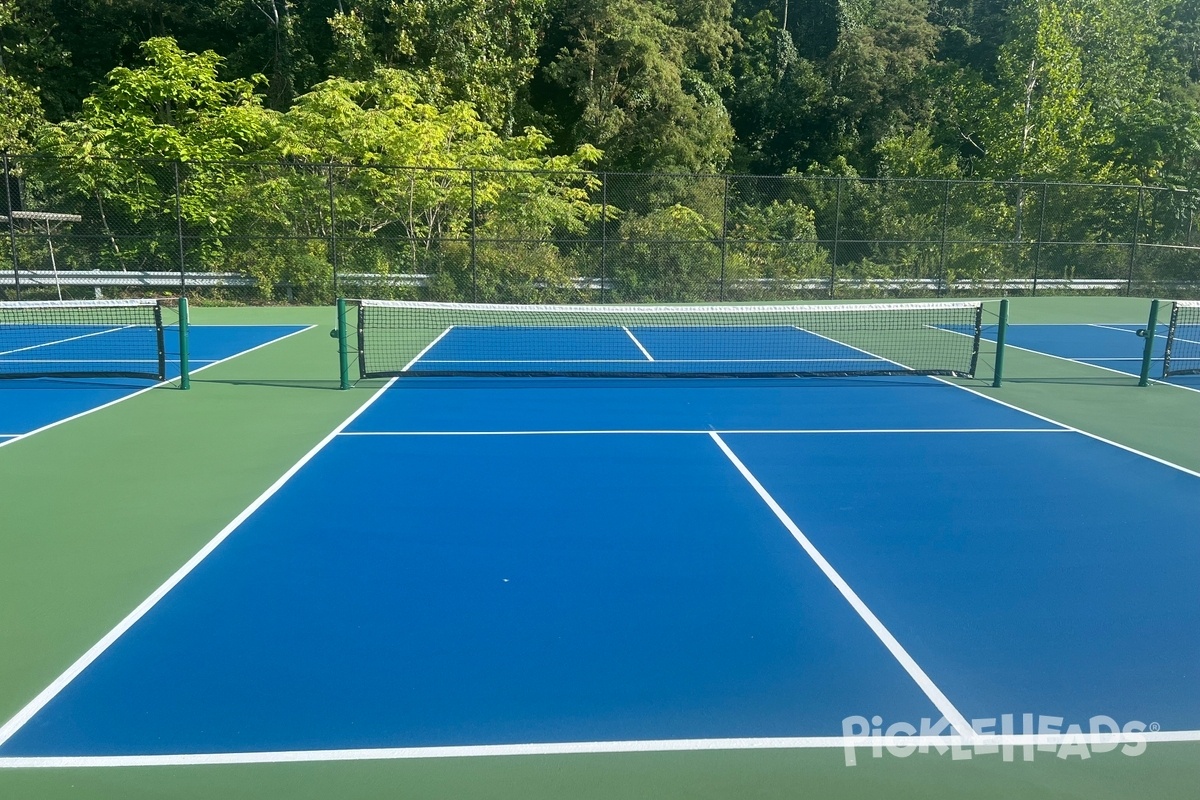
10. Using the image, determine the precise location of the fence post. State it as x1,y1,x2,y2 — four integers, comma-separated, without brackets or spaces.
1127,186,1144,296
600,172,609,303
470,169,478,302
1032,182,1048,296
830,177,843,299
174,161,186,297
719,175,729,301
327,163,339,299
3,152,19,300
938,179,950,296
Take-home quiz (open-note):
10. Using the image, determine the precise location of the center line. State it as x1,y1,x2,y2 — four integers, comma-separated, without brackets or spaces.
708,431,973,739
622,327,654,361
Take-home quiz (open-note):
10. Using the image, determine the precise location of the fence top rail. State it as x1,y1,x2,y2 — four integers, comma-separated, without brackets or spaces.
3,151,1195,196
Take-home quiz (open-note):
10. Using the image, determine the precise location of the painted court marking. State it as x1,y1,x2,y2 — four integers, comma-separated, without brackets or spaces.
339,428,1068,437
3,729,1200,768
707,431,972,739
402,326,453,372
622,326,654,360
3,324,1198,767
0,326,315,450
0,376,399,752
940,325,1200,395
0,325,136,357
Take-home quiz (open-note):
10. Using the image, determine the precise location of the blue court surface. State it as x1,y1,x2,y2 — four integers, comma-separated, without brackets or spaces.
1,328,1198,766
406,325,907,375
0,325,312,443
972,323,1200,390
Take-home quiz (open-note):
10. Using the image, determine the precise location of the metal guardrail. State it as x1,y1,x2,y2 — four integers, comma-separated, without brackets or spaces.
0,270,1154,297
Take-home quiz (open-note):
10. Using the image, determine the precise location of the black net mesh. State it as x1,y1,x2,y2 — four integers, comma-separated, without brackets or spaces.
1164,301,1200,377
0,299,166,380
350,300,983,379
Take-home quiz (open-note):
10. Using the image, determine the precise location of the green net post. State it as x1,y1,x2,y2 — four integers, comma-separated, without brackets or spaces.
992,298,1009,388
178,296,191,390
1138,299,1160,387
337,298,351,390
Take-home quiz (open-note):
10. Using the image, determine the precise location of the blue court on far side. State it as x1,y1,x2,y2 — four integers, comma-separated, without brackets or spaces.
0,323,1197,765
970,322,1200,390
0,324,311,443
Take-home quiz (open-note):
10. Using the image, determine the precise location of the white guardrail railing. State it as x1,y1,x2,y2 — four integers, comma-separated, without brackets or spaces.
0,269,1165,297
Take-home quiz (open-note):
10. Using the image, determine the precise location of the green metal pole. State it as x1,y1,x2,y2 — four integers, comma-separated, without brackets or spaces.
178,296,191,390
992,298,1009,388
337,297,351,390
1137,299,1160,387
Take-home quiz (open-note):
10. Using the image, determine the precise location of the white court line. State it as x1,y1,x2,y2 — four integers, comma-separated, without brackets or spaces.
402,326,453,372
339,428,1068,436
0,376,399,751
622,327,654,361
1087,322,1200,349
925,332,1200,476
3,729,1199,768
415,358,881,364
1,359,219,364
0,325,136,357
707,431,973,739
940,327,1200,396
1087,323,1146,334
0,326,316,451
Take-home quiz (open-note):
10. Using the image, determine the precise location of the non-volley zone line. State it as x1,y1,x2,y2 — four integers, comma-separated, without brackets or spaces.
4,729,1200,768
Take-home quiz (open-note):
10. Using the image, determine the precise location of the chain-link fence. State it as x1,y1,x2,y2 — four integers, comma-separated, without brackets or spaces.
3,153,1198,303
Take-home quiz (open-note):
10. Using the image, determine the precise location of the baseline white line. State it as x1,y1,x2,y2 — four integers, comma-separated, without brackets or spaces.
402,326,453,372
622,327,654,361
338,428,1067,437
707,431,973,738
0,375,398,749
0,325,316,451
0,325,135,357
3,729,1199,768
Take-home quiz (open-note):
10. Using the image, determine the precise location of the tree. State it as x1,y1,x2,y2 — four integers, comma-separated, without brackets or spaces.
826,0,941,167
271,68,603,300
543,0,735,172
325,0,548,134
725,8,832,173
32,38,275,274
0,0,45,151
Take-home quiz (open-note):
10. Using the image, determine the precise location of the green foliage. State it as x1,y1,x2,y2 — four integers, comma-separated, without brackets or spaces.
0,0,47,150
545,0,735,172
726,199,829,298
611,204,722,301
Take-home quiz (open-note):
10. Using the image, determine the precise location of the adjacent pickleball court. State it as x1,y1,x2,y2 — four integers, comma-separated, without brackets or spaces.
957,300,1200,390
0,299,312,443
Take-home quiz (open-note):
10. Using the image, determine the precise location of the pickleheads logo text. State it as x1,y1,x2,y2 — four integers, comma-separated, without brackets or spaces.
840,713,1153,766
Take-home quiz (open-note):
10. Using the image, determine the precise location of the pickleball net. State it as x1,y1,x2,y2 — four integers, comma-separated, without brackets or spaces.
0,298,169,380
342,299,984,379
1163,300,1200,377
